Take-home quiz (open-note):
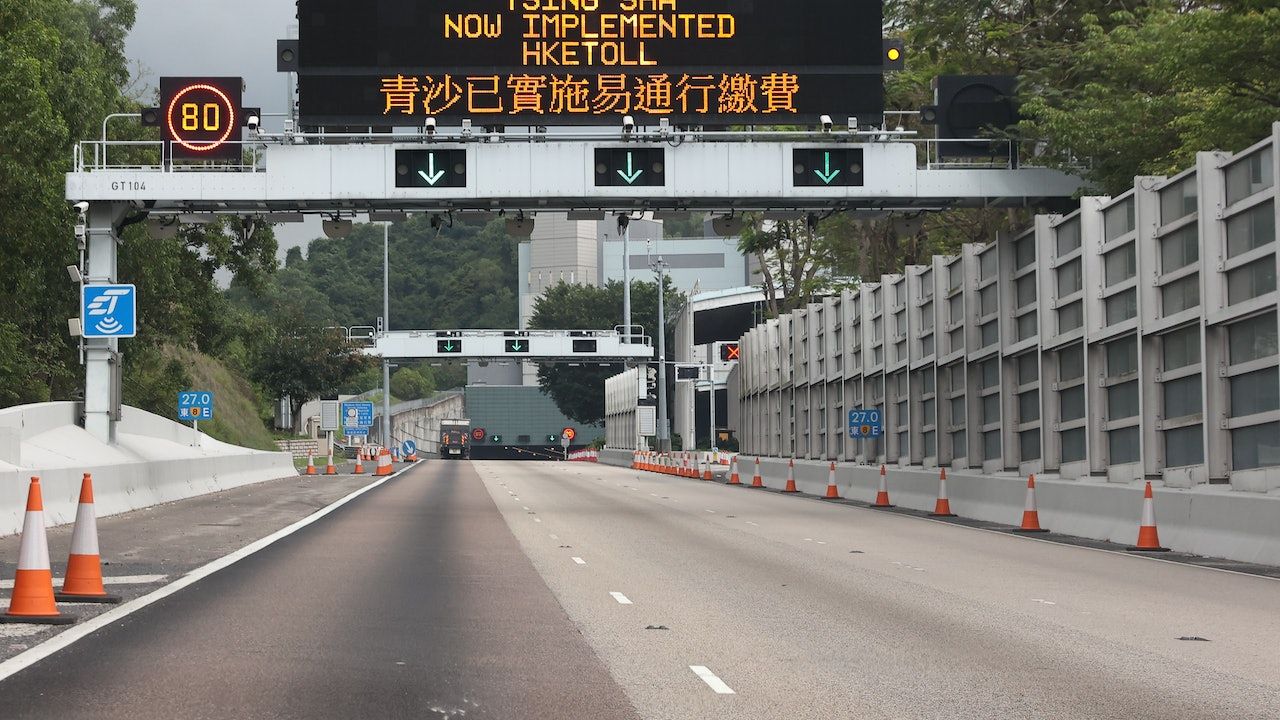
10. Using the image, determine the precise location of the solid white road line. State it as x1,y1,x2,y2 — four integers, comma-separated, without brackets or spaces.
572,557,587,565
0,466,409,683
690,665,736,694
0,574,167,590
609,591,633,605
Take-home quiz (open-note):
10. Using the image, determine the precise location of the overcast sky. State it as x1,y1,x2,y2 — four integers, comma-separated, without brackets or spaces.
125,1,320,267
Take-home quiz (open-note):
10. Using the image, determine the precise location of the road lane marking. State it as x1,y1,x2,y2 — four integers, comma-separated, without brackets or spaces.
534,518,542,523
746,521,759,526
690,665,736,694
550,534,559,539
609,592,633,605
1031,598,1057,606
523,506,530,510
0,574,167,590
572,557,586,565
0,463,410,682
706,509,716,513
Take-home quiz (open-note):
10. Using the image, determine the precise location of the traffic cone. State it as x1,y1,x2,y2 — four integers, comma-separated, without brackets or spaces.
1128,482,1170,552
822,462,841,499
353,453,366,475
872,465,894,508
930,468,956,517
702,454,714,481
305,451,318,476
1,478,74,624
728,456,742,485
1014,474,1049,533
56,474,121,604
375,447,394,476
783,458,799,493
324,446,338,475
750,457,765,488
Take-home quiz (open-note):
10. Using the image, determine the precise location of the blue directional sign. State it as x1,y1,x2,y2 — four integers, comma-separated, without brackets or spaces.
848,408,883,439
341,401,374,431
177,391,215,421
401,440,417,457
81,284,137,338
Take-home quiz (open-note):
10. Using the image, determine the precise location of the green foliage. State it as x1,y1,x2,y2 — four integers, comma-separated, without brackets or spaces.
0,0,138,403
529,279,679,426
231,217,519,331
251,321,373,433
1021,4,1280,194
391,366,436,401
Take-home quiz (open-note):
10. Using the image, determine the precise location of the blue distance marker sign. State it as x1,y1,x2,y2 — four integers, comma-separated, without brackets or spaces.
848,408,883,439
177,391,215,421
81,284,137,338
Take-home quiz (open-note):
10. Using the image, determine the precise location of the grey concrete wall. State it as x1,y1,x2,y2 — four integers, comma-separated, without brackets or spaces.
598,448,1280,567
1,403,295,537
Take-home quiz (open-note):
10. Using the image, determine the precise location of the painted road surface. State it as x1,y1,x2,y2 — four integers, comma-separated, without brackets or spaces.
1,459,1279,719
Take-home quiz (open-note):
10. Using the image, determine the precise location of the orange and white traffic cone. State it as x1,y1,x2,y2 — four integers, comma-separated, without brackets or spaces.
324,446,338,475
56,473,121,604
930,468,956,517
1128,482,1169,552
1,478,74,624
822,462,841,499
872,464,894,508
353,453,366,475
375,448,394,476
702,454,714,481
783,458,799,493
305,451,318,476
728,456,742,485
750,457,765,488
1014,474,1049,533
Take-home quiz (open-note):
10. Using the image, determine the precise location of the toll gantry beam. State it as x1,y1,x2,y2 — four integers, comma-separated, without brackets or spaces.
367,330,655,361
65,135,1083,214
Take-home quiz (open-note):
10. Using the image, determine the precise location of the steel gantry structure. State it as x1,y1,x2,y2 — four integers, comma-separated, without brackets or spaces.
65,128,1083,442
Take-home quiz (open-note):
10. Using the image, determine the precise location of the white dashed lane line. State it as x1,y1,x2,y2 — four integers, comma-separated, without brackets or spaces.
609,592,633,605
572,557,587,565
690,665,736,694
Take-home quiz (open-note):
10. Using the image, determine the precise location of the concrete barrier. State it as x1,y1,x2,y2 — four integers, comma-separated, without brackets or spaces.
1,403,295,537
599,448,1280,567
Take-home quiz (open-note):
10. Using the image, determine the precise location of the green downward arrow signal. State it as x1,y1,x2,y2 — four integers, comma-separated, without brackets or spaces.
617,152,644,185
444,342,455,352
510,342,523,351
814,152,841,185
418,153,446,186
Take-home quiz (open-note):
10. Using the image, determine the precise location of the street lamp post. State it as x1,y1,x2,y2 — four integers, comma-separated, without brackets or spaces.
651,254,670,452
618,214,631,342
382,222,392,448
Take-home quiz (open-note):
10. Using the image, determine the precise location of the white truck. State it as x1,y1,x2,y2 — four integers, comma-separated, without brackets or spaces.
439,419,472,459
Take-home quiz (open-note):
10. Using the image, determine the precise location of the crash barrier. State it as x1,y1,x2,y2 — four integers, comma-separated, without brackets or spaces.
567,450,600,462
602,449,1280,567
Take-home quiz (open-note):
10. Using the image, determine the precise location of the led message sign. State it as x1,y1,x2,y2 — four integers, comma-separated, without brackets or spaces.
295,0,885,125
159,77,243,160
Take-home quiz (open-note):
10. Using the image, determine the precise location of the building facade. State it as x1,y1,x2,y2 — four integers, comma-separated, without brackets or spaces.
735,125,1280,492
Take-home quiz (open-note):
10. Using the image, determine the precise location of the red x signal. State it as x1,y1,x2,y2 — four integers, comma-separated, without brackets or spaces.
719,343,741,361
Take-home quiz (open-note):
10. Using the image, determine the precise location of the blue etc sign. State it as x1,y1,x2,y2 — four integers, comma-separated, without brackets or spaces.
82,284,137,338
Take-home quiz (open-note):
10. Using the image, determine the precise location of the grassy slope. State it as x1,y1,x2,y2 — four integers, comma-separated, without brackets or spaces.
169,347,279,452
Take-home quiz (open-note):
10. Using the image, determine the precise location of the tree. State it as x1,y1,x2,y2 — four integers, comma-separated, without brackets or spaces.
0,0,138,404
391,366,436,401
529,279,679,426
1021,4,1280,194
252,322,373,433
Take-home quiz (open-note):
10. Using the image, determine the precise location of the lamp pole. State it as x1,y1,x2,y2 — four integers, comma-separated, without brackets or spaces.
652,255,670,452
618,214,631,341
382,222,392,448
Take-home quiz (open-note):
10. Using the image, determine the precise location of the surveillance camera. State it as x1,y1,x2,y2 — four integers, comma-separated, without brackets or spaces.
820,115,834,132
622,115,635,133
247,114,261,130
73,201,89,215
425,117,437,135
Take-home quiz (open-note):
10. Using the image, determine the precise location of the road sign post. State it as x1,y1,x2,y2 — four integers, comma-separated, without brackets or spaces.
848,409,884,439
341,401,375,442
177,391,214,447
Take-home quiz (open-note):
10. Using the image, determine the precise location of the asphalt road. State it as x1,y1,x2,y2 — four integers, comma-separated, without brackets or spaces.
3,458,1279,719
475,460,1280,720
0,461,639,720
